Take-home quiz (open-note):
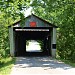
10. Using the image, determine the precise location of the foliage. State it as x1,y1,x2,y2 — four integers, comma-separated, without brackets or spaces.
0,13,9,57
26,40,30,46
37,40,44,51
0,0,31,57
0,57,15,75
56,57,75,67
31,0,75,62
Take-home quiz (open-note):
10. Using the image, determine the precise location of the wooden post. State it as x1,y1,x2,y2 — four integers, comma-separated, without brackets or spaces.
51,28,56,57
9,27,15,56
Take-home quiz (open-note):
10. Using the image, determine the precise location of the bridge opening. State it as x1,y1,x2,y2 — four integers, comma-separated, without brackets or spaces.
14,28,52,56
26,40,44,52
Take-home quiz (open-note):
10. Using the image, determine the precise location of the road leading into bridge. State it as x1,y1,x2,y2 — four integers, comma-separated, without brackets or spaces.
10,57,75,75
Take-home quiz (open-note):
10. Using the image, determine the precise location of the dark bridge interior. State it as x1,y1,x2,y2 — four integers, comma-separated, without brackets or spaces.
14,28,52,56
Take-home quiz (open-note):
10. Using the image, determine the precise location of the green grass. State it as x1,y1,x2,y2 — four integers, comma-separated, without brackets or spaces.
56,57,75,67
0,57,15,75
60,59,75,67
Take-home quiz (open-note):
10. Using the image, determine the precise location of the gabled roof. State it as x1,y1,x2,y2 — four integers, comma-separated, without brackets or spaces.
8,14,58,28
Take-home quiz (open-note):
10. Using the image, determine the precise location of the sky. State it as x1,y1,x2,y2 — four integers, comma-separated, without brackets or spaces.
24,7,33,17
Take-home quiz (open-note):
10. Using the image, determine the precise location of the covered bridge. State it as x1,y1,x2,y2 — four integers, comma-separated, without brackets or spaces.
8,14,58,57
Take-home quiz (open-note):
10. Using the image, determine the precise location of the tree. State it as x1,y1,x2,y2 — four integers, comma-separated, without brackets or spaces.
0,0,31,57
31,0,75,61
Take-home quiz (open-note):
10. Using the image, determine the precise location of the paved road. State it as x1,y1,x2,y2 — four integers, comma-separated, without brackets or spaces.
10,57,75,75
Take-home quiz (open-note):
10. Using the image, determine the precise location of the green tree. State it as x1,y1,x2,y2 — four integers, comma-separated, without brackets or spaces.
31,0,75,61
0,0,31,57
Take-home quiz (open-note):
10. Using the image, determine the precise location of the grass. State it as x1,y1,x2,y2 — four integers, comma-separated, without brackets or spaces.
0,57,15,75
56,57,75,67
60,59,75,67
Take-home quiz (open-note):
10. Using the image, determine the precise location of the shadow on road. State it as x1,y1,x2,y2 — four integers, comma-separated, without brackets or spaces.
14,57,72,70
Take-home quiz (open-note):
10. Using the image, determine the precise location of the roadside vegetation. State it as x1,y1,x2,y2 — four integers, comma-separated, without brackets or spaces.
56,56,75,67
60,59,75,67
0,57,15,75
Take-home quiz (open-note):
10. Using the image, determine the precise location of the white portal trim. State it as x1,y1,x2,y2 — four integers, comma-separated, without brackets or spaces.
15,29,49,31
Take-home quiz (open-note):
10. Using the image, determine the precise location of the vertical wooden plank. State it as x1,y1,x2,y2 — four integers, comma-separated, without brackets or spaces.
51,28,56,57
9,27,14,56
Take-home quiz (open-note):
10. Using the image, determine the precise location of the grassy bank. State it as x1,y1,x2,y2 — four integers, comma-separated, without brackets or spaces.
0,57,15,75
60,59,75,67
56,57,75,67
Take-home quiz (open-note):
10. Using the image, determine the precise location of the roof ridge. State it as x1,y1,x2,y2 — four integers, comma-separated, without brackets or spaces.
8,14,58,28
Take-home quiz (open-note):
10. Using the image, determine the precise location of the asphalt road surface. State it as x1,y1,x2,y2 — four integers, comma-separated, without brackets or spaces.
10,57,75,75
